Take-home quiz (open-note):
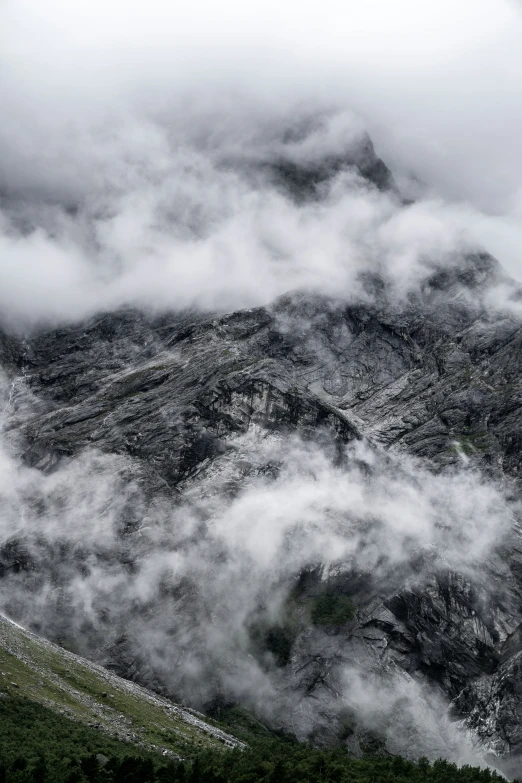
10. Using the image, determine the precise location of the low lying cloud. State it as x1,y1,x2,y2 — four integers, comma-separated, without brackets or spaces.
0,1,521,329
0,156,478,328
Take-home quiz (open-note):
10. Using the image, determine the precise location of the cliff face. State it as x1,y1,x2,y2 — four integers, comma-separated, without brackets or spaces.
1,135,522,776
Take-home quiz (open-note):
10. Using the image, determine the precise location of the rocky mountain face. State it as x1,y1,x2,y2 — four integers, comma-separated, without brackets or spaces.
1,134,522,777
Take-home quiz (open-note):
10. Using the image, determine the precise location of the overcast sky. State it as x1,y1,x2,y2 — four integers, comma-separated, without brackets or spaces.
1,0,521,327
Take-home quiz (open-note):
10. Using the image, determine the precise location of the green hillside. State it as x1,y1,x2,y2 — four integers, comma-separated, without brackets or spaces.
0,614,240,758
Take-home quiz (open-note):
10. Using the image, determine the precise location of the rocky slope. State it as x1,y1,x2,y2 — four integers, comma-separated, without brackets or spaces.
1,135,522,777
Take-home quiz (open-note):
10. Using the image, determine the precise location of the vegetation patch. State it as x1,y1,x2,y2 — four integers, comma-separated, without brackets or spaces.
249,573,358,666
248,621,298,667
450,431,493,456
310,590,355,627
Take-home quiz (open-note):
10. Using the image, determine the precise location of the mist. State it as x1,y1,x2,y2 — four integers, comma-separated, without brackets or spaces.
1,0,522,329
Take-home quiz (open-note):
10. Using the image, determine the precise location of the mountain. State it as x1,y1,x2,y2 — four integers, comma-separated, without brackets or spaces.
1,131,522,778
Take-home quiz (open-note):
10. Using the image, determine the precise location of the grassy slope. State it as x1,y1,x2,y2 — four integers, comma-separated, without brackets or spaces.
0,614,241,757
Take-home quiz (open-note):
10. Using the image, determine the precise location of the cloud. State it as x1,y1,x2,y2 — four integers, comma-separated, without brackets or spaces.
0,0,521,328
0,116,505,329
